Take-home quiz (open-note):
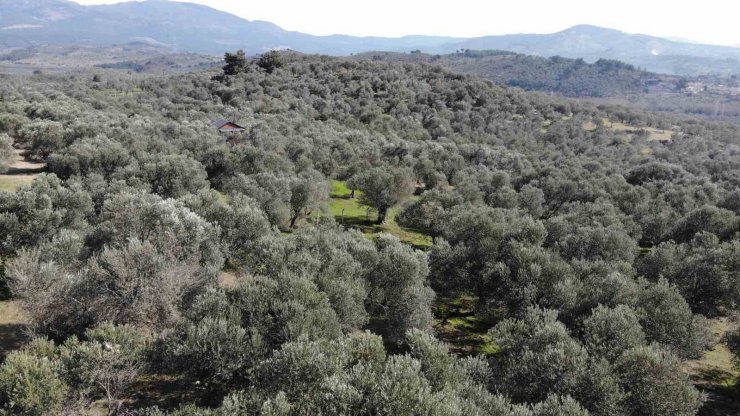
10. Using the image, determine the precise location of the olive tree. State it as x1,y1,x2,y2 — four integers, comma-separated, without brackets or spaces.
288,171,329,229
582,304,645,362
367,234,434,344
349,167,415,224
615,345,702,416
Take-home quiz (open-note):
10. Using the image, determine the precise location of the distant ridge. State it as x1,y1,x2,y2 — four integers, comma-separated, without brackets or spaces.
2,0,740,75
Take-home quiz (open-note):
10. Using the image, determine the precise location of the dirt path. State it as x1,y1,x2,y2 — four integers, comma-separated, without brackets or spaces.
0,148,45,192
8,148,45,172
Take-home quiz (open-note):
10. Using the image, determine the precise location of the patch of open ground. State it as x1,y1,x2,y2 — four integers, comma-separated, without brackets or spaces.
326,180,432,249
0,148,45,192
683,317,740,416
583,118,675,142
218,270,239,289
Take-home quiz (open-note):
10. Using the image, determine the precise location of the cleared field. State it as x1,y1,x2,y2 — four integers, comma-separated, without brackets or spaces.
584,118,675,141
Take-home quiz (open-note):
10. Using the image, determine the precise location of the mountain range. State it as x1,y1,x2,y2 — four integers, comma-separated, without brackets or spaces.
2,0,740,76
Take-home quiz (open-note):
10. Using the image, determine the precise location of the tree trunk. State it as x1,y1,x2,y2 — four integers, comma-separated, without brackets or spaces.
289,213,299,229
377,206,388,224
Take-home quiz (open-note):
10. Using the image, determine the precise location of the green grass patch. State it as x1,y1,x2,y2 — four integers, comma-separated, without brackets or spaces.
330,180,356,198
0,175,35,193
684,318,740,411
476,335,501,356
327,180,432,249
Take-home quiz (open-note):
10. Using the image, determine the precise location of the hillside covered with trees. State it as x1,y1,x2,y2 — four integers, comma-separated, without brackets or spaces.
353,51,740,123
353,50,682,97
0,52,738,415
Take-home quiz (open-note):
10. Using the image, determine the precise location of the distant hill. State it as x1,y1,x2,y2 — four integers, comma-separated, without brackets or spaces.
2,0,740,76
0,0,460,56
352,50,684,97
0,43,220,74
447,25,740,76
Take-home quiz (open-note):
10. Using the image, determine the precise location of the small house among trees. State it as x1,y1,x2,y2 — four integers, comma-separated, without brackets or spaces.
211,119,246,134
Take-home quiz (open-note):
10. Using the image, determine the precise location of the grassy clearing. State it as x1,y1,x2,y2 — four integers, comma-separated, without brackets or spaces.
433,295,499,356
0,148,44,192
0,174,35,192
327,180,432,249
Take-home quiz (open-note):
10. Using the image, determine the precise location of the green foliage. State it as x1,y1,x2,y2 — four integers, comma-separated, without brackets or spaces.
92,191,223,270
0,51,737,414
368,234,434,344
349,167,415,224
58,324,150,412
181,190,271,266
137,154,210,198
17,120,65,159
636,278,710,358
0,351,67,416
257,51,284,74
638,232,740,316
615,345,703,416
488,307,590,403
530,395,589,416
0,134,13,174
288,170,329,228
222,49,247,76
159,316,249,385
47,135,130,179
582,304,646,361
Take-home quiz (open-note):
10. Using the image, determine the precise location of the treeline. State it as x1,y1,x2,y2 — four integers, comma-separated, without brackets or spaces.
0,52,738,415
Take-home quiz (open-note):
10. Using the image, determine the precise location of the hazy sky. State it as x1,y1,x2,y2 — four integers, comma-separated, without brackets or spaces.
75,0,740,46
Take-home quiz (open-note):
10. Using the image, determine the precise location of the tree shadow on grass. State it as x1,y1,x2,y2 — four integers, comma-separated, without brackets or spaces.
0,323,28,358
697,387,740,416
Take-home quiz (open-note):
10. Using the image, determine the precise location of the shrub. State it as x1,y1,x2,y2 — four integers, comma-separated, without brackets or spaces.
0,351,67,416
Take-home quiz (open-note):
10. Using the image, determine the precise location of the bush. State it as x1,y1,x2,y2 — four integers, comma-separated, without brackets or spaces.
0,351,68,416
582,304,645,361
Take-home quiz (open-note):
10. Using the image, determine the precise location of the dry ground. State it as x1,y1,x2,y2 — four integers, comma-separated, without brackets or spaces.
583,118,675,142
0,148,44,192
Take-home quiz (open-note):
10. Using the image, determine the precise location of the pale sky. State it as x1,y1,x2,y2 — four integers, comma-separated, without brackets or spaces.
74,0,740,47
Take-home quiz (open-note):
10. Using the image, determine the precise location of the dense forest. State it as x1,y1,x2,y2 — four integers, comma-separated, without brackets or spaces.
354,50,740,122
0,51,738,415
353,50,681,97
